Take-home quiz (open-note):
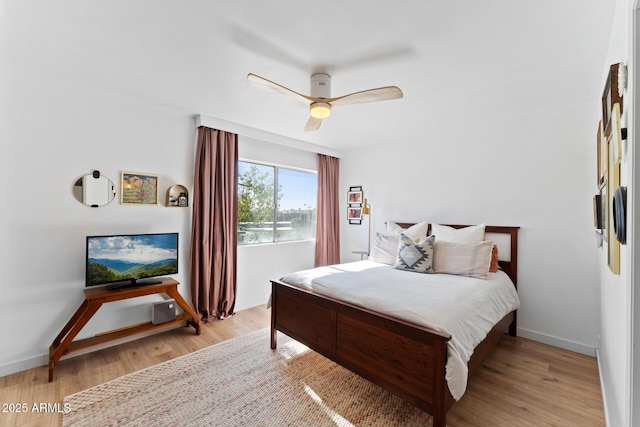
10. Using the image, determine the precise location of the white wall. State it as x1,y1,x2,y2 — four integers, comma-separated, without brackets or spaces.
0,70,197,374
598,1,635,426
339,52,606,357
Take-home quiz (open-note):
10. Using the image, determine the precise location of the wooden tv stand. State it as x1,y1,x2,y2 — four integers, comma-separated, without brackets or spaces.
48,278,200,381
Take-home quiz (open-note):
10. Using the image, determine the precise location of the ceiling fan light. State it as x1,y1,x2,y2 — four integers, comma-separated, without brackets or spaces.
310,102,331,119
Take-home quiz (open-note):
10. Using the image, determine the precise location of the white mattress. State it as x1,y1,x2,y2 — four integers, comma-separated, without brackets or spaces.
279,260,520,400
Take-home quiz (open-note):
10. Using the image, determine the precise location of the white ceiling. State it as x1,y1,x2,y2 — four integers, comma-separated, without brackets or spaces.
5,0,616,152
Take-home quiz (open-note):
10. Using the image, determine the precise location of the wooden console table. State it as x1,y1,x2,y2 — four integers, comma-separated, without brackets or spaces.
48,278,200,381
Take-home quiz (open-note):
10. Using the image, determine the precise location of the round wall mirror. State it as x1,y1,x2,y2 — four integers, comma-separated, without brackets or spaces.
73,171,116,207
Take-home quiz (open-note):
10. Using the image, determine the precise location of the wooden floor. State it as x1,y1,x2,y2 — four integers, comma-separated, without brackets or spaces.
0,305,604,427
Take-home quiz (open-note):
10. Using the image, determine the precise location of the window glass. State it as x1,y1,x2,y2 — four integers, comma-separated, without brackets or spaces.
238,161,316,244
276,168,317,242
238,162,276,244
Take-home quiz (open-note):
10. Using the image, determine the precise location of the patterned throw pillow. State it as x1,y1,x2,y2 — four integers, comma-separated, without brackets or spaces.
394,234,435,273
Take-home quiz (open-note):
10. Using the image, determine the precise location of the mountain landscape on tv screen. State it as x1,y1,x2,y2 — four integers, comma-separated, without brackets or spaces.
87,258,177,286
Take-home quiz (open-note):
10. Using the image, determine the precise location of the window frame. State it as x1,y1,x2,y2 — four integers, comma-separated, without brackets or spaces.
237,159,317,245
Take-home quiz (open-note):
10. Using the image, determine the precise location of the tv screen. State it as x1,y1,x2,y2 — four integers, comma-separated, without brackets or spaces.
86,233,178,289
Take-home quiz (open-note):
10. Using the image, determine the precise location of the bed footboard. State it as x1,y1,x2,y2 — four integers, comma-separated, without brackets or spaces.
271,279,453,426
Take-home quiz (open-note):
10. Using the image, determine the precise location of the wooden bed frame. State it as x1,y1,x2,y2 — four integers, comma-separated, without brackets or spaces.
270,224,519,427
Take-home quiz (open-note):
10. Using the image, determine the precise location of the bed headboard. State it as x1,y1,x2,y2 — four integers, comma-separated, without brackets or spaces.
393,223,520,287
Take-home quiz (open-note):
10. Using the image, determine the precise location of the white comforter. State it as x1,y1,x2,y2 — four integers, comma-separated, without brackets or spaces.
279,260,520,400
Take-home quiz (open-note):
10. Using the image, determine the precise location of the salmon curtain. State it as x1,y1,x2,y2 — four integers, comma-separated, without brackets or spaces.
190,127,238,321
315,154,341,266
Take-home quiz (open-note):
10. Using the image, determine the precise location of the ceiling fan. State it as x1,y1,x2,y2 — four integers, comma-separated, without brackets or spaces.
247,73,403,131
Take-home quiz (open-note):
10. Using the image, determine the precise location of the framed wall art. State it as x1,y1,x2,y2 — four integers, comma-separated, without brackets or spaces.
348,186,363,206
597,120,605,188
348,206,362,223
348,185,363,224
611,103,623,164
607,129,620,274
602,176,608,244
593,193,603,230
121,171,159,205
602,63,623,137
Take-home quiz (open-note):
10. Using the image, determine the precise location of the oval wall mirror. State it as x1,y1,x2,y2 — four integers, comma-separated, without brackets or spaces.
73,171,116,207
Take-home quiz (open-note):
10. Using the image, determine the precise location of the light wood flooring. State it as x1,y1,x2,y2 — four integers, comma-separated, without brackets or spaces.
0,306,604,426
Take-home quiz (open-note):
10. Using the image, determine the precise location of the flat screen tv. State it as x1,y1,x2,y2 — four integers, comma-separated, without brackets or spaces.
86,233,178,290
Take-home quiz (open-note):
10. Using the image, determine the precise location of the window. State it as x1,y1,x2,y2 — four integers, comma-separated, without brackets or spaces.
238,161,317,244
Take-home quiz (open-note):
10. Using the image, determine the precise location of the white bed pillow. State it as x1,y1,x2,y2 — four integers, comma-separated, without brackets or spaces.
369,232,400,265
433,239,493,279
394,234,435,273
385,220,429,242
431,223,486,243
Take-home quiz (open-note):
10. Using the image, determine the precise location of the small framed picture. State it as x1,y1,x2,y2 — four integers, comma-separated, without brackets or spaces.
597,120,605,188
602,63,623,137
593,193,603,230
611,103,623,164
121,171,159,205
607,130,621,274
347,206,362,221
348,189,363,206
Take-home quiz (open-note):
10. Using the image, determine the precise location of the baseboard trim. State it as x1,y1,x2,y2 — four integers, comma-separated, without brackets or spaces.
517,327,596,357
595,348,612,427
0,354,49,378
0,323,183,378
235,298,269,313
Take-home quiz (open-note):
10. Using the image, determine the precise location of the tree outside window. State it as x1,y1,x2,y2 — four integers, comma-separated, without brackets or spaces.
238,161,316,244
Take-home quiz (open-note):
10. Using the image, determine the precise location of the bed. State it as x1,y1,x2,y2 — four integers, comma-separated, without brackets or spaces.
270,224,519,427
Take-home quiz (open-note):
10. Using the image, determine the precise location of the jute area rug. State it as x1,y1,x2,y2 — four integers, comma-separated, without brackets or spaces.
63,328,433,426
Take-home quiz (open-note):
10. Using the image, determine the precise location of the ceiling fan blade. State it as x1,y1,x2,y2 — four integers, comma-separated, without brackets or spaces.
247,73,313,104
304,116,323,131
329,86,403,107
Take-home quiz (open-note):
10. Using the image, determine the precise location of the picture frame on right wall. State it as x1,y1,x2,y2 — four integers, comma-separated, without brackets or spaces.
597,120,606,188
607,105,622,274
602,63,623,137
